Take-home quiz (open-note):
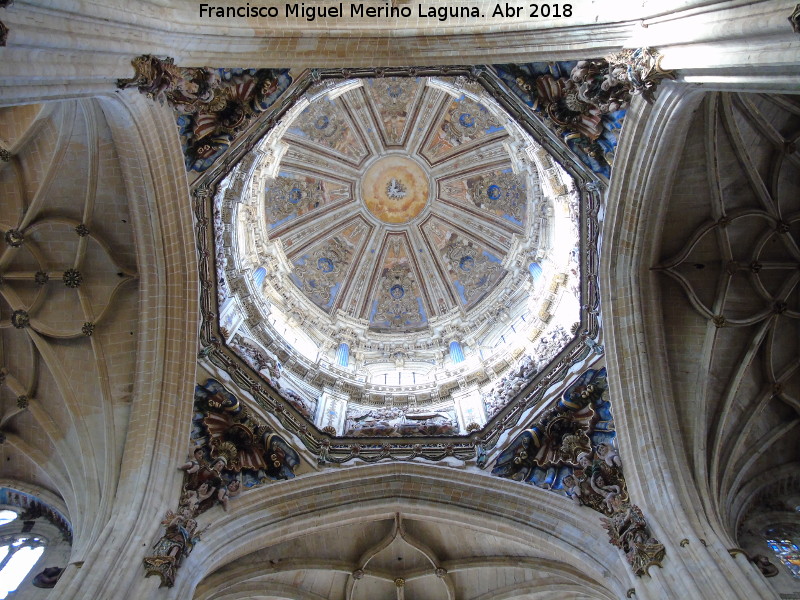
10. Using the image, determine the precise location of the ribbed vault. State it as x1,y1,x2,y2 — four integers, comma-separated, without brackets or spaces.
602,85,800,598
0,91,201,599
185,464,629,600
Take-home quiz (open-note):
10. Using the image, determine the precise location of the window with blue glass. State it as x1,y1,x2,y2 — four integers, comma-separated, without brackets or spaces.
765,525,800,579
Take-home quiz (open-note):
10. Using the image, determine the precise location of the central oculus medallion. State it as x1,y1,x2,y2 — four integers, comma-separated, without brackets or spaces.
361,156,429,224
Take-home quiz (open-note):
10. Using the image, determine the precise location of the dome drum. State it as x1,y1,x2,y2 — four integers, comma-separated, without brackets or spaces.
195,66,602,463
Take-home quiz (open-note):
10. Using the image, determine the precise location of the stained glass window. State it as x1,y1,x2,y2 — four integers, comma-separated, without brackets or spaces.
765,526,800,579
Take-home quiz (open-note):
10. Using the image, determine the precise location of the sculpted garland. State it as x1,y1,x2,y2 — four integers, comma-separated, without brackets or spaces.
494,49,675,177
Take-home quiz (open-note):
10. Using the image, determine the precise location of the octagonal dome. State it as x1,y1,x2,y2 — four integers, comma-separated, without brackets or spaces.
215,73,583,443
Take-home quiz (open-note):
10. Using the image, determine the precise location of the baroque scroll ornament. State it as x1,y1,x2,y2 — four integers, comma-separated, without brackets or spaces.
442,238,503,304
497,48,674,175
492,368,666,577
143,379,300,587
468,172,527,222
293,236,355,307
264,176,324,222
117,55,291,172
373,266,423,329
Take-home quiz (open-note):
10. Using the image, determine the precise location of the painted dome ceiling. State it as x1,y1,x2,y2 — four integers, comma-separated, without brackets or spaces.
265,77,529,327
214,73,584,441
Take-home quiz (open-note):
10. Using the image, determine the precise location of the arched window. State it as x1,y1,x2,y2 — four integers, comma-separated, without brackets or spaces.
0,533,46,599
252,266,267,287
765,525,800,579
0,512,16,527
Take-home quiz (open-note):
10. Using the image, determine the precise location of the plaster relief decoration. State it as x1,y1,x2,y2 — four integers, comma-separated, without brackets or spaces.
439,235,505,307
483,324,572,418
117,55,292,172
143,379,300,587
494,48,675,177
290,224,365,311
492,368,666,576
362,77,424,145
287,97,368,164
344,404,458,437
263,175,325,227
467,170,528,225
370,237,427,330
422,95,504,163
227,334,317,420
372,264,426,330
196,68,597,461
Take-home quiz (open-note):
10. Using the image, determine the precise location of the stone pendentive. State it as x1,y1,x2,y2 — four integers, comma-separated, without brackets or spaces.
143,378,301,588
494,49,675,177
117,55,292,172
492,368,666,577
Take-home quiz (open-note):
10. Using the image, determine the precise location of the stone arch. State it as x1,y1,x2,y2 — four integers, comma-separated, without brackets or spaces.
600,80,796,599
180,463,630,600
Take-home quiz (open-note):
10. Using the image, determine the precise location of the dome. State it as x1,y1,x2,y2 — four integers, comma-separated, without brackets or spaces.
213,70,588,449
